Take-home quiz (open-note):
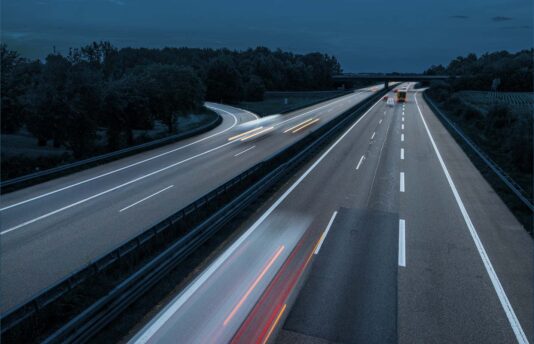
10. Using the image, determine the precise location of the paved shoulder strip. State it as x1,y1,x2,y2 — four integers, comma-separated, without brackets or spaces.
415,93,528,344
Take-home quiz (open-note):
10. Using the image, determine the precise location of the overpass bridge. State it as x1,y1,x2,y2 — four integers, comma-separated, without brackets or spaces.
333,73,454,88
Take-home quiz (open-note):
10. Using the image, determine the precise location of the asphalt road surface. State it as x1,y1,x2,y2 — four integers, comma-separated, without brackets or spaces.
131,83,532,344
0,86,381,313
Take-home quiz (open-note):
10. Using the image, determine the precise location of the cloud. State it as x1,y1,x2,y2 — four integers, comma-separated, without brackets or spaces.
450,15,469,19
491,16,513,22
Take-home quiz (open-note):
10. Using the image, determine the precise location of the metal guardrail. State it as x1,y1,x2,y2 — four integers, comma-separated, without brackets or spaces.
423,91,534,212
1,88,388,343
0,114,222,193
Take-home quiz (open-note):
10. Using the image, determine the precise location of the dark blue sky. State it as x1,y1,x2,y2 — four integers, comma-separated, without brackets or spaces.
2,0,532,72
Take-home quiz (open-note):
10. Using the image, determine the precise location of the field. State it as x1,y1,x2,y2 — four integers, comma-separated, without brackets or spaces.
456,91,533,116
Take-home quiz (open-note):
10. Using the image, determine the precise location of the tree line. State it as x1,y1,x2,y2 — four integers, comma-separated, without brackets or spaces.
424,49,533,92
425,49,533,186
1,42,342,158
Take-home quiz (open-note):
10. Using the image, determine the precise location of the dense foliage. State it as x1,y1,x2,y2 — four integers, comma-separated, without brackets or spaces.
425,49,533,92
1,42,341,159
425,50,533,194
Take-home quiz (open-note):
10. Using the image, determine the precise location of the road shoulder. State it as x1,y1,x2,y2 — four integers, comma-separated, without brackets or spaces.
416,91,533,342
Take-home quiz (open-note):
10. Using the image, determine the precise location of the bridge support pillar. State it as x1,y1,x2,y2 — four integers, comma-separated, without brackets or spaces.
384,80,389,88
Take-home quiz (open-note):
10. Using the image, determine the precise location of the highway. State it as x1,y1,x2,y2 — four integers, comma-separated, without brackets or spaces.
131,84,533,344
0,86,381,314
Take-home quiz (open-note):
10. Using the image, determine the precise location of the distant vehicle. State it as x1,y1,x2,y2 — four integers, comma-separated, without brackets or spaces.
396,90,407,103
383,95,388,101
387,98,395,107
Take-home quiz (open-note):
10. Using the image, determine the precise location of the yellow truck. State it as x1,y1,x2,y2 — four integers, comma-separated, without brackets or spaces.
396,89,407,103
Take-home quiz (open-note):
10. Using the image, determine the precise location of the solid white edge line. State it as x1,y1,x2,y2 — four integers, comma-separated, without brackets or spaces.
398,219,406,267
400,148,405,160
234,146,256,157
119,185,174,212
130,94,385,344
1,106,239,212
356,155,365,170
315,211,338,254
1,141,235,235
400,172,405,192
239,108,260,120
414,93,528,344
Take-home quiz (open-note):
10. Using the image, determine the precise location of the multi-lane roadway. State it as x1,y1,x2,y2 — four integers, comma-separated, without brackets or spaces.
0,86,380,313
131,84,533,344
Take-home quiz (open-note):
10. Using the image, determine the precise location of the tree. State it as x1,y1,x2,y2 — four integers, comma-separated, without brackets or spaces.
103,73,152,149
62,61,103,157
424,64,446,75
142,64,204,133
25,55,102,157
1,45,40,133
244,75,265,101
25,54,71,147
205,56,243,103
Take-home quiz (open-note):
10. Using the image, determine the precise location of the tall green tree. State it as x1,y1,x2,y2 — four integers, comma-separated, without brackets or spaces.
63,61,102,157
25,54,71,147
243,75,265,101
142,64,204,133
205,57,243,103
103,73,152,149
1,45,40,133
